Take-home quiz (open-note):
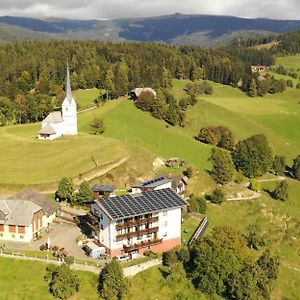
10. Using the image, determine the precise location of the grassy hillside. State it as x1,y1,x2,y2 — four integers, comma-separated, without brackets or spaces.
172,79,300,162
0,257,99,300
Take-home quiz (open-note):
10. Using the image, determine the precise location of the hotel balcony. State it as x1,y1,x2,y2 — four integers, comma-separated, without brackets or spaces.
116,226,159,241
123,238,163,252
116,216,159,230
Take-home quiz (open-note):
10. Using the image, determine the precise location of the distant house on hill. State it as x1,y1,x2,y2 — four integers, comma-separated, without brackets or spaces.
251,65,269,73
38,64,77,140
0,188,59,242
131,176,173,194
171,176,189,196
131,175,188,196
130,87,157,100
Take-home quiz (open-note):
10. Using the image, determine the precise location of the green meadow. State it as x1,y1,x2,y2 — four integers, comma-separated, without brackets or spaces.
0,55,299,297
0,257,99,300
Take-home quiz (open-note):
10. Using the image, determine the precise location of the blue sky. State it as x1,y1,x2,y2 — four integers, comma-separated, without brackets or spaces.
0,0,298,20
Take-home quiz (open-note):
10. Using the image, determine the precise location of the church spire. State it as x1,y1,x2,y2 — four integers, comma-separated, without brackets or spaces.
66,62,73,104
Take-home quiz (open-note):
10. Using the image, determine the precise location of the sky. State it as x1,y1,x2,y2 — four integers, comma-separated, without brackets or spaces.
0,0,298,20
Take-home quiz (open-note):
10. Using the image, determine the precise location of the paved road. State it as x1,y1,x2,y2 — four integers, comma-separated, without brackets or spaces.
123,259,162,277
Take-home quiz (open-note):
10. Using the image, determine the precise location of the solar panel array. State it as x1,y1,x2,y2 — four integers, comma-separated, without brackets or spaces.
98,188,186,220
140,176,166,187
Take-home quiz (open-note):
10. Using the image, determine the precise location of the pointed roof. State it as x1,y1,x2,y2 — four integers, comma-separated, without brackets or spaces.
38,123,56,135
65,63,73,104
42,111,63,123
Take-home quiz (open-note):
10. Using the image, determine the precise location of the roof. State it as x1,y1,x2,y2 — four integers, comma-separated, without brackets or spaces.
42,111,63,124
131,87,157,98
86,241,103,251
92,184,116,193
62,63,76,106
0,199,42,226
94,188,186,221
132,176,172,189
38,123,56,135
8,188,59,216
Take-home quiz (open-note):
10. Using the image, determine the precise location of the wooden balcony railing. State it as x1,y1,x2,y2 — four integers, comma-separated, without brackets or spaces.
86,222,100,234
116,226,159,241
116,216,159,229
123,238,163,252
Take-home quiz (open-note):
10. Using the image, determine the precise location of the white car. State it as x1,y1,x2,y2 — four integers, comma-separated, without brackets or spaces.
115,255,130,261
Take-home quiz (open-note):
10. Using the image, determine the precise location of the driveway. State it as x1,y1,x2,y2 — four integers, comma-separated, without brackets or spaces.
5,223,89,259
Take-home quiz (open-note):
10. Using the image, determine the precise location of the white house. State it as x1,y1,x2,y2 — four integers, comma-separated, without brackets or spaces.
90,188,186,257
38,65,78,140
131,176,173,194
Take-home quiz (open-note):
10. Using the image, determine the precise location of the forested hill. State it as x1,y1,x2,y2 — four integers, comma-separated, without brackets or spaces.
0,40,274,125
1,14,300,47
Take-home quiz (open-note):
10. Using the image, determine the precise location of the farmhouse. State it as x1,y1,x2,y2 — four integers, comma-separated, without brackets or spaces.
90,188,186,257
131,176,173,194
38,65,78,140
130,87,157,100
0,189,59,243
131,175,188,196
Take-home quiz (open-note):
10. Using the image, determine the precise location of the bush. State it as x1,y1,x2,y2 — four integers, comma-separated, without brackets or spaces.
162,249,178,267
273,181,289,201
90,117,105,135
188,196,207,213
183,167,193,178
177,246,190,263
144,250,158,259
44,264,80,299
249,179,261,192
197,126,234,150
209,187,226,204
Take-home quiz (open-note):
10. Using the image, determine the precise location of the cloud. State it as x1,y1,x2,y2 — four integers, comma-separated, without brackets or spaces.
0,0,299,20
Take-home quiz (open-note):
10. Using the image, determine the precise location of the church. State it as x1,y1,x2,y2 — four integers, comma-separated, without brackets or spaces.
38,65,78,140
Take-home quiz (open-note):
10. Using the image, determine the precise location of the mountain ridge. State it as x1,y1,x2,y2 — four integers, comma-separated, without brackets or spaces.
0,13,300,47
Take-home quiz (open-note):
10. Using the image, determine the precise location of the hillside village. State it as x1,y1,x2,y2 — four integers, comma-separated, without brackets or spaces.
0,8,300,300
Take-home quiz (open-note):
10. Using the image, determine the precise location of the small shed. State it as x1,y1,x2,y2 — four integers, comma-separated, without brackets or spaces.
83,241,106,259
91,185,116,199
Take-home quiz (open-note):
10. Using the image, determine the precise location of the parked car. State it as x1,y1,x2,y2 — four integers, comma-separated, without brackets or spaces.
115,255,130,261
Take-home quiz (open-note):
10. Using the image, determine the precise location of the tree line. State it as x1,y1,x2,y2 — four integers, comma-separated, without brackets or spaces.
0,40,264,125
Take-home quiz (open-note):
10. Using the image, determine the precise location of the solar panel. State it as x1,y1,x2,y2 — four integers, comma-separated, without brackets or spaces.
98,188,186,220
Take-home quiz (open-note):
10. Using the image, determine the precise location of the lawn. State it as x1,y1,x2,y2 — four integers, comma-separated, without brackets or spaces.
0,121,127,191
80,99,212,172
175,78,300,162
128,264,205,300
181,214,201,245
0,257,99,300
74,88,102,110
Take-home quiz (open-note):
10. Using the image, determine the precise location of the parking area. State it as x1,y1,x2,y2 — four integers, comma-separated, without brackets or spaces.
4,223,89,260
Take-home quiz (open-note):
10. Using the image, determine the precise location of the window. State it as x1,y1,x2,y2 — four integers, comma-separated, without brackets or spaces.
163,232,168,238
20,235,24,239
0,225,4,232
163,221,168,227
0,233,3,237
11,234,15,238
163,211,168,216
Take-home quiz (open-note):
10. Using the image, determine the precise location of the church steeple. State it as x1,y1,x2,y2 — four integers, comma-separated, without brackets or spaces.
65,63,73,104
